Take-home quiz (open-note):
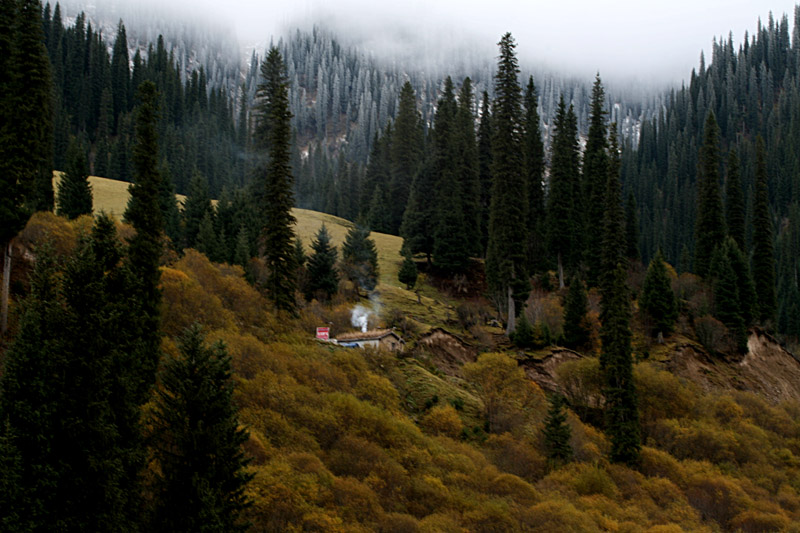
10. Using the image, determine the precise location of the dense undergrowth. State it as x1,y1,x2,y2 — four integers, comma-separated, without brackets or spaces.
11,213,800,532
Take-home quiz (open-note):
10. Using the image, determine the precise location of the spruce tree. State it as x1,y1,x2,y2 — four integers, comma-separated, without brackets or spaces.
401,157,435,263
389,81,424,234
398,242,418,290
196,209,220,261
752,136,777,326
305,224,338,302
694,111,726,278
710,244,748,352
600,125,626,299
546,97,582,288
341,224,379,293
582,75,610,286
601,262,640,465
562,275,590,350
486,33,529,334
57,136,93,219
158,159,181,247
624,190,640,262
640,249,678,339
14,0,55,212
455,77,482,257
542,394,573,466
182,173,213,249
150,326,252,533
255,47,297,314
725,148,746,250
523,76,546,271
477,90,493,256
725,237,757,328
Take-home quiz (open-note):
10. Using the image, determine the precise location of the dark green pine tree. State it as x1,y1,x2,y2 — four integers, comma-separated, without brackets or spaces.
522,76,546,271
510,308,534,349
546,96,582,288
486,33,529,335
694,111,726,278
0,250,68,530
725,148,746,250
341,224,379,294
14,0,54,212
562,275,590,350
305,224,338,302
710,244,748,353
542,394,573,466
601,262,640,466
433,77,469,274
725,237,757,328
582,75,610,286
477,90,493,257
752,136,777,326
196,209,220,261
600,126,626,300
110,21,130,133
455,77,482,257
401,156,435,263
255,47,297,315
150,326,252,533
57,136,93,219
640,249,678,339
293,236,308,297
398,241,418,290
158,159,182,247
120,81,165,525
389,81,424,234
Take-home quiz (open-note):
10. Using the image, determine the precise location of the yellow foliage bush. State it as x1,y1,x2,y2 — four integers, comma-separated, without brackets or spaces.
19,211,78,256
484,433,547,482
420,405,463,439
634,362,697,433
520,499,599,532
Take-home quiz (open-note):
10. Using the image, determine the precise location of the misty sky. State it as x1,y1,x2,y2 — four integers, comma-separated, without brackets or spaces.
133,0,796,85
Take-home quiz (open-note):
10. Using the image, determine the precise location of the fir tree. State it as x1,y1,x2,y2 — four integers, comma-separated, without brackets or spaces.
182,173,213,250
398,242,418,290
150,326,252,533
401,158,435,263
710,243,748,352
546,97,582,288
601,262,640,465
752,136,777,326
510,308,535,349
255,47,297,314
477,90,493,256
694,112,726,278
305,224,338,302
725,148,746,250
542,394,573,466
455,77,482,257
599,125,626,299
196,209,219,261
624,190,640,262
486,33,529,334
389,81,424,234
341,224,379,293
523,76,546,271
158,159,181,247
725,237,757,328
57,136,93,219
640,249,678,339
562,275,590,350
582,75,610,286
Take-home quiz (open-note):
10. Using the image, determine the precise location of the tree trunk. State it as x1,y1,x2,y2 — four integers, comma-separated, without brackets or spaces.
506,284,516,336
558,252,565,289
1,241,10,335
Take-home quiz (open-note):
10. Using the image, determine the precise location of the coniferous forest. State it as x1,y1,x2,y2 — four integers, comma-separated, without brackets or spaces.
3,0,800,531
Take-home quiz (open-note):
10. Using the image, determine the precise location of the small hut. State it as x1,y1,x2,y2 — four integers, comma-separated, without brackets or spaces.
335,329,405,352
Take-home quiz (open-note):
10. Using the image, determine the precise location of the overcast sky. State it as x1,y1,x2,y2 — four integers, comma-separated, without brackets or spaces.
124,0,797,85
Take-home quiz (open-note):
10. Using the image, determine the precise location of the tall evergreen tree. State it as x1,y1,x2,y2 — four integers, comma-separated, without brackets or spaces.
455,77,482,257
389,81,424,234
477,90,493,256
542,394,573,466
582,75,610,286
725,148,746,250
601,262,640,465
640,249,678,339
398,241,418,290
57,136,93,219
752,136,777,326
546,96,582,288
624,190,640,262
120,81,165,526
149,326,252,533
486,33,529,335
305,224,338,302
522,76,546,271
110,21,129,133
694,111,726,278
255,47,297,314
401,156,435,263
182,173,213,250
341,224,379,294
710,243,748,352
14,0,55,212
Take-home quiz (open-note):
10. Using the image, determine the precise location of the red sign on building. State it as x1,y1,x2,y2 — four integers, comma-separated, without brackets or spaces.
316,327,330,340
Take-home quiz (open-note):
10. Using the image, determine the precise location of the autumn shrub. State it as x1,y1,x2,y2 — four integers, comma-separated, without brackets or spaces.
462,499,518,532
420,405,463,439
378,513,420,533
487,473,539,506
729,509,791,533
694,314,734,354
332,476,383,524
554,356,604,416
685,472,752,527
571,464,619,498
634,363,696,434
520,499,598,532
484,433,547,481
160,267,235,335
639,447,687,487
19,211,78,256
526,288,564,340
327,434,392,480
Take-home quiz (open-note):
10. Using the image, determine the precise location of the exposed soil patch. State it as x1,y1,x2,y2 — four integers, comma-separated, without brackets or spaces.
417,327,477,378
518,348,583,393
